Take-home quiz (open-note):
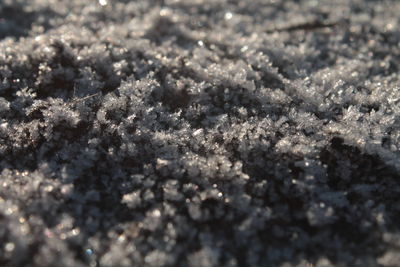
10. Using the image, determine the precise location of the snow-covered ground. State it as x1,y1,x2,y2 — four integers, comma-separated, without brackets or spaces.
1,0,400,266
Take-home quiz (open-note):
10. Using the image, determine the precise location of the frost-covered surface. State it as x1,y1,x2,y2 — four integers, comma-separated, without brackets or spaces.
1,0,400,266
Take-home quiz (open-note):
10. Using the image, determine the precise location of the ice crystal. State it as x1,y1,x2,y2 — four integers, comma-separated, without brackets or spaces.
1,0,400,266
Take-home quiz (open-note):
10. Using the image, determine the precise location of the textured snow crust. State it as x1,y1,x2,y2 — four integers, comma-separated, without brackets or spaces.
1,0,400,266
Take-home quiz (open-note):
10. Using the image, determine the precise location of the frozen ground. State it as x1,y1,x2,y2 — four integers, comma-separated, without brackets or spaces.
1,0,400,266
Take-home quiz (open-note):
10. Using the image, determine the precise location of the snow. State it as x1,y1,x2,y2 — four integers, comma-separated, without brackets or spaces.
1,0,400,266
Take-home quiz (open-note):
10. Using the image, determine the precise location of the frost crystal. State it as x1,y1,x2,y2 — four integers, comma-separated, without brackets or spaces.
1,0,400,266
